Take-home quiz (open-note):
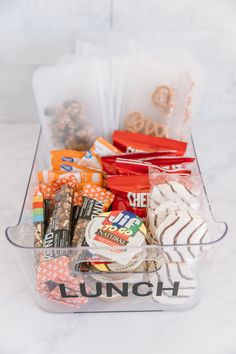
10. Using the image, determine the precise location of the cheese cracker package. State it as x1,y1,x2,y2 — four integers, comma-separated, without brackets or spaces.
113,130,187,155
101,151,175,175
107,174,150,219
115,157,194,175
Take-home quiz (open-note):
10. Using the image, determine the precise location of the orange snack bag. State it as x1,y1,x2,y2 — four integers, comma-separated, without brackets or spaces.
51,150,84,165
80,137,121,171
51,160,99,173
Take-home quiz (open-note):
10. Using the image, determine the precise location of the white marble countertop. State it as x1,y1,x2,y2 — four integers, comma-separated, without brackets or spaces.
0,119,235,354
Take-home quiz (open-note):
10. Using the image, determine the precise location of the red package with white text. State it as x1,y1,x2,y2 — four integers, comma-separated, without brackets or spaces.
107,174,150,218
102,151,177,175
113,130,187,155
115,157,194,175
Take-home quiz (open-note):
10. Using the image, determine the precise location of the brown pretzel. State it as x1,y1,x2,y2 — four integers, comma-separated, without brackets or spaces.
124,112,146,133
144,118,168,138
124,111,168,138
152,85,174,116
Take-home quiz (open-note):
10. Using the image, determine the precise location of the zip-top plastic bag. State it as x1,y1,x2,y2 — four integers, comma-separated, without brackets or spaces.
33,38,203,148
119,50,203,140
146,167,212,262
33,58,114,150
58,40,133,132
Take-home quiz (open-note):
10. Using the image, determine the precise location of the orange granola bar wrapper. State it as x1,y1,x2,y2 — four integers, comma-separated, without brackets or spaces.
38,173,78,199
74,191,83,207
82,183,114,211
38,170,103,199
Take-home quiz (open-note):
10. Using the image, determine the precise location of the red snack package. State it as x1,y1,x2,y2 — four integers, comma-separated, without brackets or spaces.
102,151,175,175
113,130,187,155
115,157,194,175
107,174,150,219
148,165,192,175
142,156,195,165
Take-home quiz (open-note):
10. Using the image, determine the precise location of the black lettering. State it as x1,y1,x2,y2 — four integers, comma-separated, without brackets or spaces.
80,282,102,297
59,283,78,298
156,281,179,296
92,201,103,216
132,282,153,296
106,282,129,297
44,232,54,247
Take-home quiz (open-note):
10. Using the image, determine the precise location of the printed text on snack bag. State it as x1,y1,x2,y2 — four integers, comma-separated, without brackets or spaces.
127,192,149,208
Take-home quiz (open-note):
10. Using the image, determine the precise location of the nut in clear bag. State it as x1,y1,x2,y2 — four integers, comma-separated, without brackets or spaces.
33,58,114,150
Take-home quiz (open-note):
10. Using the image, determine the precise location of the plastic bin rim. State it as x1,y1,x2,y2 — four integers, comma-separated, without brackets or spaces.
5,127,228,250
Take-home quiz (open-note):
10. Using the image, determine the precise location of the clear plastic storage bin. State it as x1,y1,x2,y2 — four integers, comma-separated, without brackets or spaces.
5,129,227,313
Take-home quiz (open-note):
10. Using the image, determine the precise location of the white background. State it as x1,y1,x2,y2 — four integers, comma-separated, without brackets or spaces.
0,0,236,122
0,2,236,354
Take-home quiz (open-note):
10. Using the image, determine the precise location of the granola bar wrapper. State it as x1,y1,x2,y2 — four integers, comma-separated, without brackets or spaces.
33,188,44,247
44,199,53,231
38,171,78,199
38,170,103,199
36,255,89,309
43,185,74,259
38,173,78,232
70,184,114,275
71,191,83,237
72,184,115,247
